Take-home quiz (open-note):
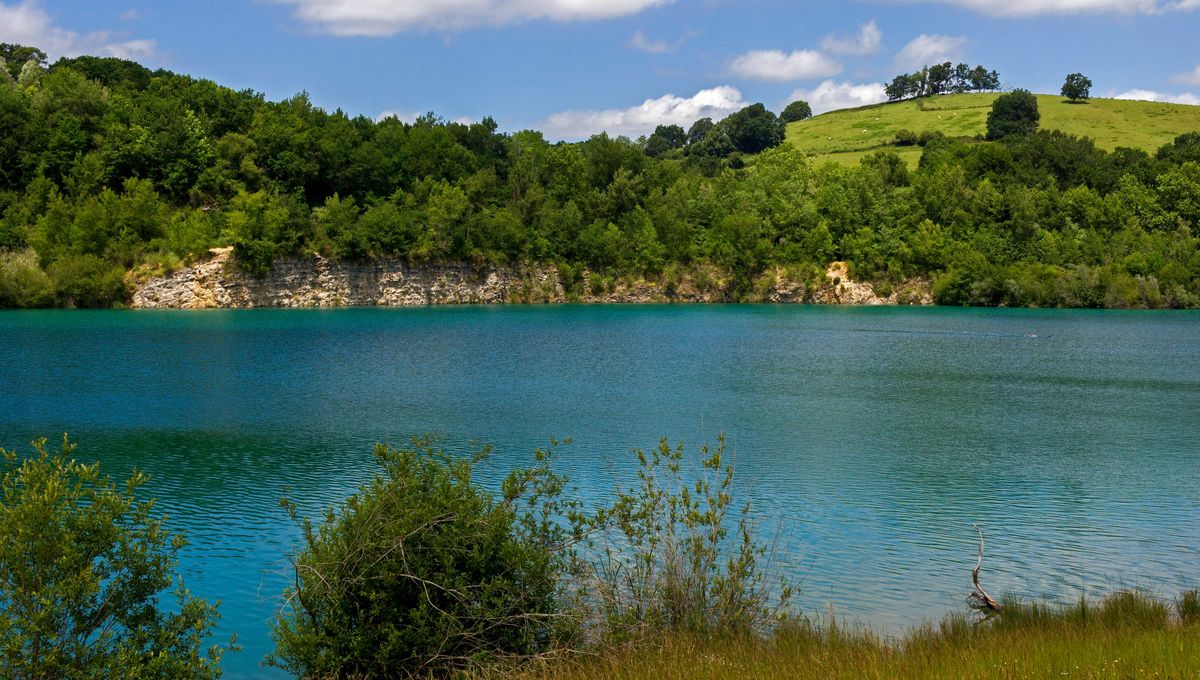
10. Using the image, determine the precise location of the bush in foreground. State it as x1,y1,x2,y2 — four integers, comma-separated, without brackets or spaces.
0,436,228,679
268,438,583,678
270,436,792,676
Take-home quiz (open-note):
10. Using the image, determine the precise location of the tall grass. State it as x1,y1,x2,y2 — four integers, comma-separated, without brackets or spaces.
504,590,1200,679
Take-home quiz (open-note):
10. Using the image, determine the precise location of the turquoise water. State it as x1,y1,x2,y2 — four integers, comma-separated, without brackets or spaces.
1,306,1198,677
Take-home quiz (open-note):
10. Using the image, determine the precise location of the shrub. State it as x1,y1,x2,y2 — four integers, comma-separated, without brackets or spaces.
0,249,54,307
268,438,581,679
46,254,128,307
0,436,228,679
894,129,919,146
583,437,793,642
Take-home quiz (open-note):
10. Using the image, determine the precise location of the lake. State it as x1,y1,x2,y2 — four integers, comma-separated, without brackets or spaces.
1,306,1197,677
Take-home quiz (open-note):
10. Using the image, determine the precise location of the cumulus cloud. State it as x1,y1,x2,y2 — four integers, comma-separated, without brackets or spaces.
1172,65,1200,86
1112,89,1200,105
729,49,841,82
820,21,882,56
787,80,888,115
902,0,1196,16
0,1,158,60
279,0,674,35
541,86,748,140
892,34,966,70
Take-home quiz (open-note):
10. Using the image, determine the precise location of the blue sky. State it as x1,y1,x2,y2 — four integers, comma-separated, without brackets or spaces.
2,0,1198,139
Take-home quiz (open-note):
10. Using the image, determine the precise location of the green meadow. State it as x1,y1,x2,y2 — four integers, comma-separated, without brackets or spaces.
787,93,1200,166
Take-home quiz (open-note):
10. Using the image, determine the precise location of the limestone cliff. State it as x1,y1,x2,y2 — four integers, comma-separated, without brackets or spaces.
129,249,932,309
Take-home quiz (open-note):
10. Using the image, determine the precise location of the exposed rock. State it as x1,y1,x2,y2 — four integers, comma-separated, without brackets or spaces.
130,250,933,309
809,262,933,306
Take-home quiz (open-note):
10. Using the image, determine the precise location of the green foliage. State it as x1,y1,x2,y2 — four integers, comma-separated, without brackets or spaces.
1061,73,1093,103
46,254,128,307
987,89,1041,140
1,47,1200,309
779,100,812,123
585,437,793,642
0,436,228,680
0,249,54,307
886,62,999,101
721,103,785,154
268,438,582,679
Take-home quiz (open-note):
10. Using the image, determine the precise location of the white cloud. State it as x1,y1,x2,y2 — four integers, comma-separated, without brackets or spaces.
729,49,841,82
1172,65,1200,86
787,80,888,115
0,1,158,61
629,29,696,54
541,85,748,140
1112,89,1200,105
820,21,882,56
892,34,966,70
904,0,1197,16
630,30,669,53
279,0,674,35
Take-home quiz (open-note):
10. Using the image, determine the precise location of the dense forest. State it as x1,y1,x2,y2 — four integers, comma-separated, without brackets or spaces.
1,45,1199,309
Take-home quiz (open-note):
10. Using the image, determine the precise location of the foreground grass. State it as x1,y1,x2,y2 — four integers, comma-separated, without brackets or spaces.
787,93,1200,167
508,592,1200,680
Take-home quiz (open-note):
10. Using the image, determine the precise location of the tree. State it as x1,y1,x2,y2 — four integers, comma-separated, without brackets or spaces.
644,124,686,157
0,44,46,81
1061,73,1093,103
722,103,785,154
0,436,229,679
269,438,579,679
780,100,813,123
686,117,714,146
986,89,1040,140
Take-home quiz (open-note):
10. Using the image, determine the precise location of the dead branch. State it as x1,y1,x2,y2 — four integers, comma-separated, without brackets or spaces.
967,523,1000,614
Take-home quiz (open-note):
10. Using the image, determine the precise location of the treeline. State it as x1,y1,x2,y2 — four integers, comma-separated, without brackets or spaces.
885,62,1001,102
1,45,1199,309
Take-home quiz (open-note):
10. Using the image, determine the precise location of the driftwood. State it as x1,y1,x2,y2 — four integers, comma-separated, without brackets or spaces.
967,523,1001,614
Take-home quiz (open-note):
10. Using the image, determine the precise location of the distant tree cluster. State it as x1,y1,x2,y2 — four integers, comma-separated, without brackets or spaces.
645,103,787,164
885,62,1001,102
1,42,1199,310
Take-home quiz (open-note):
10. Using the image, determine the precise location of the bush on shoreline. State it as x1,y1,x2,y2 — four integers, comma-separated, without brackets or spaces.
0,436,230,680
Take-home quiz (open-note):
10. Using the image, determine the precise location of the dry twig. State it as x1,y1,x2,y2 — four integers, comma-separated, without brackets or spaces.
967,523,1001,615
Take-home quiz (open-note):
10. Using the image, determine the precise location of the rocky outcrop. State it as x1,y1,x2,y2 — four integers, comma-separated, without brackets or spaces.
130,249,933,309
809,262,934,306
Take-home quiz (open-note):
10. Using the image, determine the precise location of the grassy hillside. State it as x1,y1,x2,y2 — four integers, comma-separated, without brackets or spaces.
786,93,1200,167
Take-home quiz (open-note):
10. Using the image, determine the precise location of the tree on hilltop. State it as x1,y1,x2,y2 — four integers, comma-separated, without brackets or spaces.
1061,73,1093,103
780,100,813,123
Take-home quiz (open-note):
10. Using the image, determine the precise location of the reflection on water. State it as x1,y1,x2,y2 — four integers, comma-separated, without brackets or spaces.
1,305,1198,678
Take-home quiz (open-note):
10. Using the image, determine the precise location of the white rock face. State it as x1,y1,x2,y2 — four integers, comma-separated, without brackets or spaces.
130,250,933,309
131,249,564,309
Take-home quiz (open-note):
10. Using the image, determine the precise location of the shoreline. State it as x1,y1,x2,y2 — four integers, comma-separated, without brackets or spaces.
129,249,934,310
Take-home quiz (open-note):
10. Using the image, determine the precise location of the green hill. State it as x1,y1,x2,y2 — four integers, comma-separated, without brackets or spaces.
786,93,1200,167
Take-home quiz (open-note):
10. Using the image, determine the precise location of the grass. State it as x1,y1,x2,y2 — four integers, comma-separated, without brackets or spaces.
786,93,1200,167
504,591,1200,679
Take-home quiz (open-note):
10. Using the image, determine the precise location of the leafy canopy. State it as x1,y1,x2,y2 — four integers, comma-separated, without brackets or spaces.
0,436,229,680
986,89,1041,140
1062,73,1093,103
268,438,585,678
